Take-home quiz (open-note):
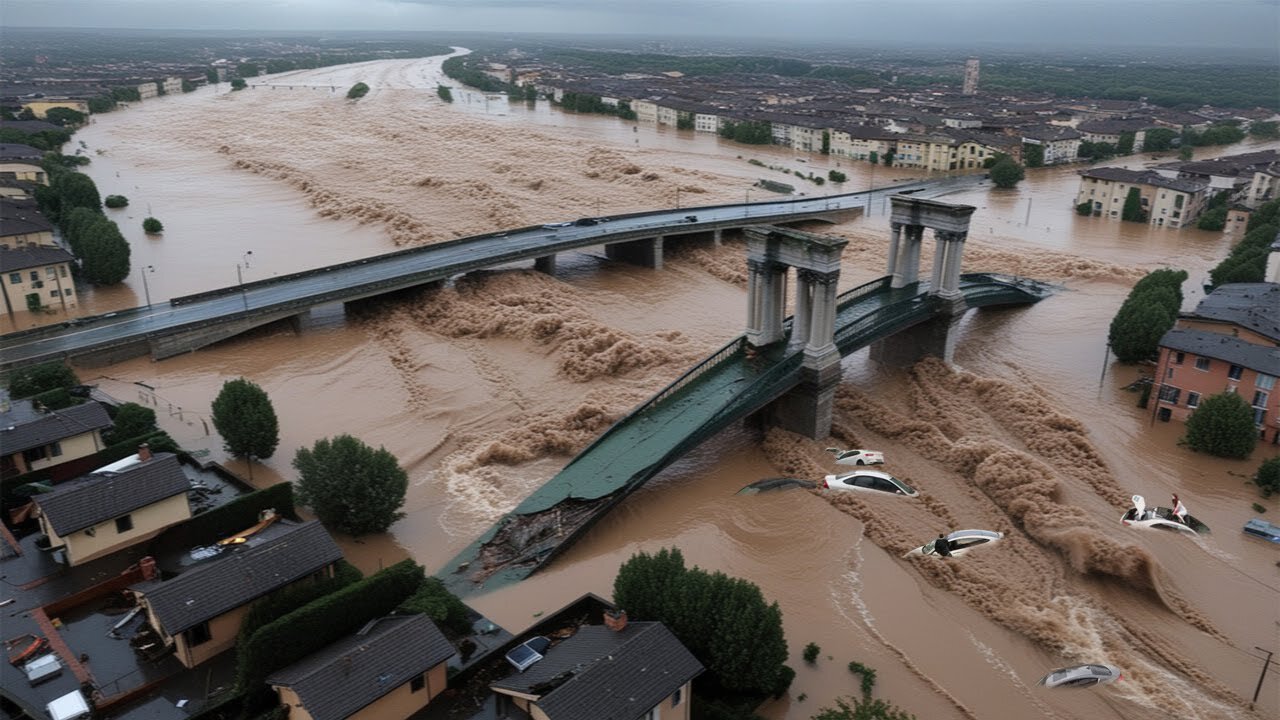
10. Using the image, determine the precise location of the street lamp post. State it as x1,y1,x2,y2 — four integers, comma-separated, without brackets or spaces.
675,187,681,209
140,265,154,308
744,188,752,218
243,250,253,268
237,263,249,312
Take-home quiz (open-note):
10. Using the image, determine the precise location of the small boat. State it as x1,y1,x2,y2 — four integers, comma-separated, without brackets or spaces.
1243,518,1280,544
1038,664,1123,689
1121,495,1209,536
903,529,1003,558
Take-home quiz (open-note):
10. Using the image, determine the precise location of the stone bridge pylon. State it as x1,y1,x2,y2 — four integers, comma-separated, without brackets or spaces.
744,225,847,439
870,196,976,367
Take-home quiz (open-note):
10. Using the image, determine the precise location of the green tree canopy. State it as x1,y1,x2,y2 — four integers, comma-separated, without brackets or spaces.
7,361,79,399
1107,269,1185,363
1183,392,1258,459
211,377,280,461
143,217,164,233
79,217,132,285
1254,457,1280,497
988,156,1025,188
293,434,408,535
51,171,101,222
104,402,158,445
44,107,87,127
346,82,369,100
103,194,129,209
1143,128,1179,151
63,206,103,256
613,547,791,699
811,697,917,720
1121,187,1146,222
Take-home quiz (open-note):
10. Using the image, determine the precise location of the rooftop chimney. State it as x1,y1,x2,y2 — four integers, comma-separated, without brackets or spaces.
604,609,628,633
139,556,158,581
137,443,152,462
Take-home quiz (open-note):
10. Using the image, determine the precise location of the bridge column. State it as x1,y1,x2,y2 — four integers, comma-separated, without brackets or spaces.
746,258,786,347
886,223,902,280
534,254,557,275
713,228,723,247
772,270,843,440
937,230,967,298
605,237,664,269
792,270,813,347
892,225,924,288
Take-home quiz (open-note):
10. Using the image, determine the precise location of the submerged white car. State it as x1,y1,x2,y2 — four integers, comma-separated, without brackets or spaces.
826,447,885,466
1038,664,1123,689
1121,495,1209,536
903,529,1003,558
822,469,917,497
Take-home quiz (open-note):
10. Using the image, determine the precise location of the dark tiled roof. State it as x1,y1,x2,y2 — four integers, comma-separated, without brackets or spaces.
0,400,111,455
493,623,703,720
0,143,42,160
1019,124,1082,142
1186,283,1280,343
133,520,343,633
1079,166,1146,182
1077,117,1156,134
0,120,62,134
0,244,72,271
1078,167,1207,193
266,615,454,720
1160,328,1280,377
35,453,189,535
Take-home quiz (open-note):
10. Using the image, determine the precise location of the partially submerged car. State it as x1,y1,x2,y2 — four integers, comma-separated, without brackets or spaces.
822,469,917,497
1121,495,1209,536
1037,664,1122,689
826,447,885,466
903,529,1003,558
737,478,817,495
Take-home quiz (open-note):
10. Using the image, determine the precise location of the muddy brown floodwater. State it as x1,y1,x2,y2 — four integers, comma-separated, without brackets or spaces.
48,51,1280,719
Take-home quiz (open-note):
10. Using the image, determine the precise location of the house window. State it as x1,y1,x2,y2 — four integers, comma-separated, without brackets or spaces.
1174,352,1185,365
29,271,39,282
50,290,60,298
1186,392,1200,409
1166,368,1174,379
410,673,426,693
1228,365,1243,380
641,708,660,720
1254,391,1270,410
184,621,212,647
1194,357,1210,371
8,273,19,284
50,442,62,458
1258,374,1277,391
23,446,48,463
116,514,134,533
1158,386,1181,405
1175,195,1184,209
672,687,683,706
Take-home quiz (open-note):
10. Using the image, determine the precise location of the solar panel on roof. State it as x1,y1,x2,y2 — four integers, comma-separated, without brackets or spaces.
505,640,545,672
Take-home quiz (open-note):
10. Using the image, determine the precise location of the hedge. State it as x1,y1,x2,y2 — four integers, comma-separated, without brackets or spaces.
398,576,472,635
164,482,297,549
28,387,78,410
237,560,363,646
235,559,426,691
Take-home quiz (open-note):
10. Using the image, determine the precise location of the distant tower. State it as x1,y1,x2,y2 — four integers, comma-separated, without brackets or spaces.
962,58,980,95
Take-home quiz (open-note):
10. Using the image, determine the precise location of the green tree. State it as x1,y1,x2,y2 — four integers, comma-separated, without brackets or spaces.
1022,143,1044,168
828,169,847,183
821,130,831,155
205,68,219,84
1183,392,1258,459
87,95,117,114
143,217,163,233
51,171,102,223
1178,146,1194,161
104,403,158,445
346,82,370,100
1107,269,1185,363
1208,220,1277,288
1196,207,1227,231
1076,200,1094,216
988,156,1025,188
238,63,261,78
1120,187,1146,222
882,150,895,166
211,377,280,463
8,361,79,399
613,547,791,699
811,697,917,720
1117,131,1136,155
63,206,102,255
44,107,86,127
1249,121,1279,139
436,84,453,103
103,194,129,209
1254,457,1280,497
1144,128,1179,151
398,577,472,635
181,79,197,93
79,217,131,285
293,434,408,535
230,78,247,91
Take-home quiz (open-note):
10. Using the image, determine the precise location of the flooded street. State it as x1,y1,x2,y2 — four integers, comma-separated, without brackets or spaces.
48,52,1280,719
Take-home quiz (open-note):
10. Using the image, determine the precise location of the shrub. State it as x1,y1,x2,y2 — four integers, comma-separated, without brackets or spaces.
398,576,472,635
828,169,847,183
803,643,821,664
8,361,79,399
211,378,279,461
29,387,76,411
1197,207,1227,231
812,696,917,720
1254,457,1280,497
164,483,297,548
230,78,247,91
142,217,163,233
104,194,129,209
1076,200,1094,216
347,82,370,100
237,560,363,645
1253,502,1267,513
847,661,877,698
104,402,157,445
988,155,1025,188
1183,392,1258,459
436,84,453,103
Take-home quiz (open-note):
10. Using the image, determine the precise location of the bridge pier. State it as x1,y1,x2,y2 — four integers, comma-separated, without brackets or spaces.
534,254,557,275
605,237,663,269
872,196,975,366
744,225,847,439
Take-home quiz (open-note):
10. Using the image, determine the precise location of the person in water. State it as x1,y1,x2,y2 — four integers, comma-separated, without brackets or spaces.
1171,494,1187,523
935,533,952,557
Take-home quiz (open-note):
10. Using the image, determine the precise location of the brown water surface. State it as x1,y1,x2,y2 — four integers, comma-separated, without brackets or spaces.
62,53,1280,720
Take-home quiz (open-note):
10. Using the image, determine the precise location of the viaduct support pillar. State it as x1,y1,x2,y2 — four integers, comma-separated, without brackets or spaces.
605,237,664,269
534,254,557,275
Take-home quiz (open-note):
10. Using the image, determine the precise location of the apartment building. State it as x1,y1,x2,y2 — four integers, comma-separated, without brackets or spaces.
1019,124,1083,165
1076,167,1209,228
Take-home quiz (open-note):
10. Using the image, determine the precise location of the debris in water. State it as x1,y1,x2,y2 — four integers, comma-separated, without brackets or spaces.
736,477,817,495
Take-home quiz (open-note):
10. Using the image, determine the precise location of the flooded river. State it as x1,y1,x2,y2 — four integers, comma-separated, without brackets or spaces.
42,52,1280,719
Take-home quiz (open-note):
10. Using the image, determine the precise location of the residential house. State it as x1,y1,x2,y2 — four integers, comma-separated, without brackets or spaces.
1077,118,1155,152
829,124,894,162
137,82,159,99
162,77,183,94
893,134,956,171
1152,283,1280,443
632,99,659,124
1225,206,1252,234
266,615,454,720
0,396,110,479
1075,167,1209,228
33,448,191,566
0,155,47,185
1269,233,1280,283
1,244,78,315
1152,151,1280,203
19,99,90,120
1,198,56,247
693,110,722,133
0,143,43,161
1019,125,1082,165
1246,162,1280,209
490,612,703,720
129,520,344,668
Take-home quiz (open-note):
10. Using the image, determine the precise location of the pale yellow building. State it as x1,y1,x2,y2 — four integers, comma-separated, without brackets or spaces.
0,397,110,479
491,618,702,720
0,158,48,185
632,99,659,123
129,520,343,669
1076,167,1209,228
268,615,454,720
1,245,78,316
34,449,190,566
830,125,894,161
19,99,90,119
1,198,56,248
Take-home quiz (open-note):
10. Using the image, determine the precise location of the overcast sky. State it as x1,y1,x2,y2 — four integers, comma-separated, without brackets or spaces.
5,0,1278,50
